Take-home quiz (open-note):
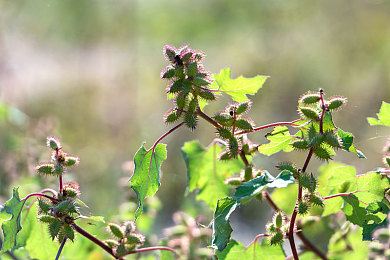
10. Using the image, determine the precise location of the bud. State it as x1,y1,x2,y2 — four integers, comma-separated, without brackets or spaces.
192,77,209,86
168,80,182,94
243,166,253,182
299,92,321,105
313,147,332,161
327,96,347,111
126,232,145,245
268,230,284,245
272,211,285,229
297,200,310,215
214,113,233,127
198,90,216,101
309,193,324,207
308,134,324,148
219,152,232,161
235,118,253,131
163,45,177,62
164,109,181,124
187,98,198,113
236,101,251,115
225,177,242,186
217,128,232,139
104,239,119,249
161,67,175,79
324,132,342,148
186,62,198,77
107,223,124,239
292,139,309,151
276,162,297,175
64,156,80,167
36,163,55,175
227,137,240,158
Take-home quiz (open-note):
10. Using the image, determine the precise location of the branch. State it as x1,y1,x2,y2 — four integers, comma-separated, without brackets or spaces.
246,233,269,248
149,122,185,152
72,223,117,258
197,107,221,129
235,120,303,135
122,246,179,258
323,191,359,200
55,236,67,260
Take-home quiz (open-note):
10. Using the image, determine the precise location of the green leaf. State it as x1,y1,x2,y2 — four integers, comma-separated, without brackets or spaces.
211,198,240,251
367,101,390,126
258,126,294,156
0,187,24,252
211,68,268,102
342,194,368,226
182,141,245,209
233,170,294,202
130,142,167,219
337,129,366,158
270,184,298,215
216,239,285,260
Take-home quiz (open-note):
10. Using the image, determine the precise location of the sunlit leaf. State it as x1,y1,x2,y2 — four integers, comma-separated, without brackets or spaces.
211,198,240,251
130,142,167,219
337,129,366,158
0,187,24,252
367,101,390,126
258,126,294,156
182,141,245,209
211,68,268,102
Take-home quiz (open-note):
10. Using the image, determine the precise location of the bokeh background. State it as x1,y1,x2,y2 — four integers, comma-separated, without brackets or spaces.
1,0,390,249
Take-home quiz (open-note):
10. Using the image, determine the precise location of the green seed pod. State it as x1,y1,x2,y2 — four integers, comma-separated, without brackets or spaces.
55,200,72,213
309,193,324,207
115,243,126,257
168,81,182,94
292,139,309,151
175,92,187,109
187,98,198,113
214,113,233,127
162,68,175,79
54,165,64,175
36,163,55,175
266,222,276,233
236,101,251,115
327,96,347,111
298,173,313,191
186,61,197,77
63,187,78,198
164,45,176,61
219,152,232,161
181,80,192,94
174,66,185,79
64,156,79,167
49,219,61,240
39,215,55,223
217,128,232,139
235,118,253,131
181,51,193,63
63,225,75,241
198,90,216,101
47,136,61,150
38,199,52,213
299,92,321,105
308,124,317,140
228,137,240,158
268,230,284,245
276,162,297,175
225,177,242,186
308,134,324,148
184,112,197,130
192,77,209,86
297,200,310,216
108,223,124,239
314,147,332,160
126,232,145,245
273,211,284,229
104,239,119,249
243,166,253,182
164,109,181,124
324,132,341,148
299,107,320,120
241,143,250,154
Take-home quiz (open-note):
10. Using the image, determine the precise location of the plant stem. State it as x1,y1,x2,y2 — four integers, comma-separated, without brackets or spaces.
123,246,179,258
72,223,117,258
150,122,185,151
323,191,360,200
235,120,303,135
262,191,328,260
246,233,269,248
55,236,67,260
319,91,326,134
197,107,221,129
59,175,63,194
288,147,314,260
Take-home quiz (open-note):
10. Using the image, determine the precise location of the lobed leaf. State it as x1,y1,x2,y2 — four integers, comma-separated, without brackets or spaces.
337,129,366,158
130,142,167,219
258,126,294,156
367,101,390,126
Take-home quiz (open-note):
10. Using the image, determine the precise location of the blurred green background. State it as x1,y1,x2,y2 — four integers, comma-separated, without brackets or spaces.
1,0,390,248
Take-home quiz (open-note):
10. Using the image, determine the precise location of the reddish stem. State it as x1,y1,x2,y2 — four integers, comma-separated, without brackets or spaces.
149,122,185,152
123,246,179,258
72,223,117,258
319,91,326,134
197,107,222,129
323,191,360,200
59,175,63,194
235,120,303,135
246,233,269,248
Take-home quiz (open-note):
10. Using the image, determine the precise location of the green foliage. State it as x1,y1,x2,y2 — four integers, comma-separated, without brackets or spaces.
211,198,240,252
258,126,294,155
182,141,244,209
367,101,390,126
130,142,167,219
216,239,285,260
0,187,23,252
211,68,268,102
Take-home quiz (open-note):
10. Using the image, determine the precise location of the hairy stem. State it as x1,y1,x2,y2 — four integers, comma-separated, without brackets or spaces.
197,107,221,129
55,236,67,260
72,223,116,258
289,147,314,260
123,246,179,258
235,120,303,135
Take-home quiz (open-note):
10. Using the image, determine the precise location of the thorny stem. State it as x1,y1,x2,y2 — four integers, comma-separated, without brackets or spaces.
123,246,179,258
289,147,314,260
235,120,303,135
197,107,222,129
55,236,67,260
71,223,117,258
